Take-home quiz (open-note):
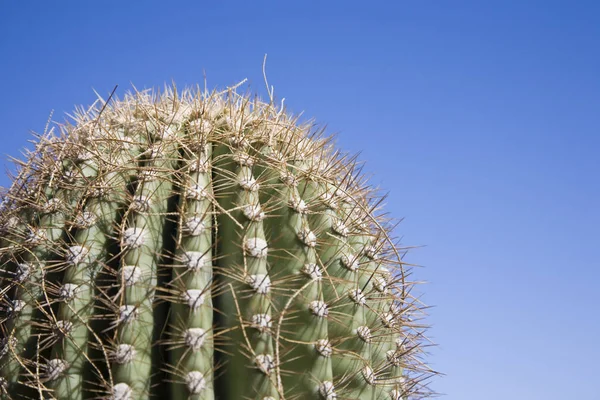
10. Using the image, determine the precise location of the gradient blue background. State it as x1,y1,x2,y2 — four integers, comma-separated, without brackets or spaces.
1,2,598,398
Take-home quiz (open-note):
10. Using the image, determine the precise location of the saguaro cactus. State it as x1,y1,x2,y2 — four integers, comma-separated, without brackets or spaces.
0,83,434,400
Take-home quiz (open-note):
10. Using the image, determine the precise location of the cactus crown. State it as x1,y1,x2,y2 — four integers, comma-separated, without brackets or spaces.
0,82,435,399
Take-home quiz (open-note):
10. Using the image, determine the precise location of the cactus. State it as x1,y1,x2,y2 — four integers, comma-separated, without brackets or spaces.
0,82,434,400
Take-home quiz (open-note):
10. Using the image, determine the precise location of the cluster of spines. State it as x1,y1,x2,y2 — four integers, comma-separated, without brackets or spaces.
0,84,434,400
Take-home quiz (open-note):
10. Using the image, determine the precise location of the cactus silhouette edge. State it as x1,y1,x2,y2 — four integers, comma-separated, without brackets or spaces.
0,82,435,399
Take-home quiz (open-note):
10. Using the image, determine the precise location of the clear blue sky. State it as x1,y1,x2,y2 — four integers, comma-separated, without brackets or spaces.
1,1,598,398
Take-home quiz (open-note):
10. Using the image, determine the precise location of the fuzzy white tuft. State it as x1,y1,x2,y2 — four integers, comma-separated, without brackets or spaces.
54,320,73,337
139,168,159,181
243,204,265,221
184,328,207,351
42,198,62,213
289,196,308,214
298,228,317,247
185,184,208,200
239,176,260,191
348,289,366,305
46,359,68,381
302,263,322,280
130,195,151,212
386,349,402,367
121,227,147,249
373,276,388,293
184,216,206,236
364,244,380,260
356,326,372,343
72,211,97,228
280,171,298,187
59,283,80,301
232,152,254,166
340,253,359,272
15,263,32,282
67,245,91,265
245,274,271,294
244,237,268,258
114,344,136,364
254,354,275,375
381,312,397,328
118,305,138,324
111,383,132,400
362,366,376,385
251,314,272,333
188,157,210,173
9,300,25,314
121,266,142,287
185,371,206,394
315,339,332,357
332,219,349,237
318,381,337,399
184,289,205,310
309,300,329,318
26,227,47,245
184,251,210,272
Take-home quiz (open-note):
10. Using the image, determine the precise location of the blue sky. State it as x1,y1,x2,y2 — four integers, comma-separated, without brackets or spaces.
1,1,598,398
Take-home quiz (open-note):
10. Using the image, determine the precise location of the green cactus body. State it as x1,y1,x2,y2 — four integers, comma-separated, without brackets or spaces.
0,84,433,400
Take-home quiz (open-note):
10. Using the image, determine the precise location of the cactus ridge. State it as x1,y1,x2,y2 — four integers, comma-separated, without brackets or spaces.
0,83,435,399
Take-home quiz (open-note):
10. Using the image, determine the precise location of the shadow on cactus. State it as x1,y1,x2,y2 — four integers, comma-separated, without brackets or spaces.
0,81,436,399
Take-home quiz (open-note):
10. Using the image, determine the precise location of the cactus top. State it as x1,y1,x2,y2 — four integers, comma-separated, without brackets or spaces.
0,83,434,400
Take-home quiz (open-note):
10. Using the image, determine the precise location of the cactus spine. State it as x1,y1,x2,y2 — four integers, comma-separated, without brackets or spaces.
0,83,434,399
